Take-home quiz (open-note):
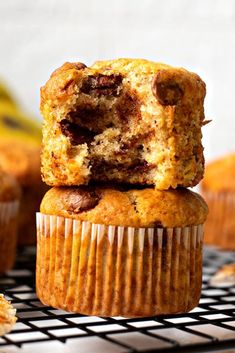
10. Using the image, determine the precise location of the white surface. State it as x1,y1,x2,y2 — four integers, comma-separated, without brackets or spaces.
0,0,235,161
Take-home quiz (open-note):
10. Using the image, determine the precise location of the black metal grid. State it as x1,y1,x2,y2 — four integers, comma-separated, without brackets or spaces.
0,247,235,353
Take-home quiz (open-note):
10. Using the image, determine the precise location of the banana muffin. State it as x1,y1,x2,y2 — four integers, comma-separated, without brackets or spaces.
0,168,20,272
0,294,17,336
37,185,208,317
201,153,235,249
0,139,47,245
41,58,206,190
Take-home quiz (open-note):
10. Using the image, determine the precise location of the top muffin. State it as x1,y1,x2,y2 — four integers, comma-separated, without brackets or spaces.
41,58,206,190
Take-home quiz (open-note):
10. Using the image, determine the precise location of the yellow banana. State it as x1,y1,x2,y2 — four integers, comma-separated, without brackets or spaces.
0,101,42,145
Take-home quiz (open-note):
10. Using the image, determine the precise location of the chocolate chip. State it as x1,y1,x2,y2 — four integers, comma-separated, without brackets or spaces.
151,70,184,105
81,74,123,96
67,187,101,213
117,131,154,153
69,106,103,124
60,119,96,145
73,62,87,70
116,92,141,124
91,159,155,174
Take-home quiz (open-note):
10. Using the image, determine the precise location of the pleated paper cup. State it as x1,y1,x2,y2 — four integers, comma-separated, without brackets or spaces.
0,201,19,273
202,190,235,250
36,213,204,318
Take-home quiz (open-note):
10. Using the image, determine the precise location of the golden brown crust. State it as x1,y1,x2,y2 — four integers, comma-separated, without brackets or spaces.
0,168,20,202
41,58,206,189
201,154,235,192
40,186,208,228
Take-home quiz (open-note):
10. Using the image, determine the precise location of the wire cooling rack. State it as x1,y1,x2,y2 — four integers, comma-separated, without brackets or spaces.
0,247,235,353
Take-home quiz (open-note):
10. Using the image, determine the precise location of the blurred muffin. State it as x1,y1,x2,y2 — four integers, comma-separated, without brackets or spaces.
0,294,17,336
201,154,235,249
0,84,44,245
0,139,47,245
0,168,20,272
210,263,235,286
36,186,208,317
41,59,206,190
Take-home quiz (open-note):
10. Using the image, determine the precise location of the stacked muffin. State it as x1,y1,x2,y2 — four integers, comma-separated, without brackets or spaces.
37,59,208,317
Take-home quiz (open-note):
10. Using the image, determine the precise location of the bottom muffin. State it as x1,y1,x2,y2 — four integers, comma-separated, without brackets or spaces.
0,169,20,273
36,186,208,317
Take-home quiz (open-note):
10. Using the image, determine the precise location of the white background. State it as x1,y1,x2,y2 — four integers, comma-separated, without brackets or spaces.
0,0,235,162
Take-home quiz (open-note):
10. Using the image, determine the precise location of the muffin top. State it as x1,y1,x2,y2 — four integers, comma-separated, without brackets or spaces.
0,168,21,202
41,185,208,228
201,154,235,192
0,139,41,187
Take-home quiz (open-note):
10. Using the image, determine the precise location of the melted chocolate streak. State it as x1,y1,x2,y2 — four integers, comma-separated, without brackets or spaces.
60,119,96,145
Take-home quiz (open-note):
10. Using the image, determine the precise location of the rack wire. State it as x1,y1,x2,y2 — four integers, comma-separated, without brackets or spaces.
0,247,235,352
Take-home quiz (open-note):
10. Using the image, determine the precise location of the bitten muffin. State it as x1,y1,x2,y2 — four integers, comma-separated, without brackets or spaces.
37,186,208,317
201,153,235,249
0,168,20,273
0,139,47,245
0,294,17,336
41,58,207,190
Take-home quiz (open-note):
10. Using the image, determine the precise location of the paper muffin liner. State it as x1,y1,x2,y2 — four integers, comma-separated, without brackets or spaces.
0,201,19,273
202,190,235,250
36,213,204,317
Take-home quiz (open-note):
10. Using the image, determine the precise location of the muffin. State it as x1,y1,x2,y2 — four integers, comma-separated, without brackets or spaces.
41,59,206,190
201,154,235,249
210,263,235,286
36,186,208,317
0,139,47,245
0,168,20,273
0,294,17,336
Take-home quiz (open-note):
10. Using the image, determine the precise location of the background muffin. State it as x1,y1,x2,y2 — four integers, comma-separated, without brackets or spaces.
0,139,47,245
37,185,208,317
0,82,45,245
201,153,235,249
0,168,20,272
0,294,17,336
